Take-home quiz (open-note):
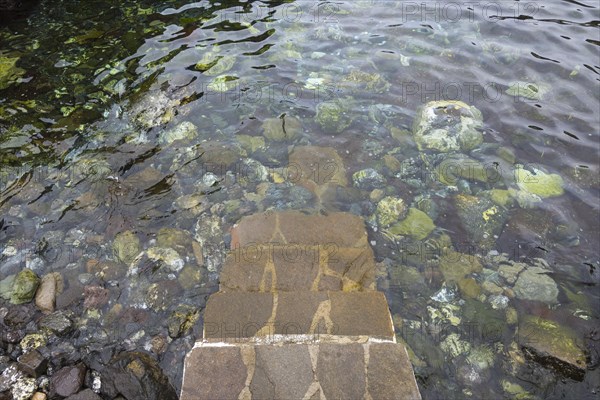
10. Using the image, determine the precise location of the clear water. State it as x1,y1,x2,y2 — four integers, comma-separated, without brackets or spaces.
1,0,599,398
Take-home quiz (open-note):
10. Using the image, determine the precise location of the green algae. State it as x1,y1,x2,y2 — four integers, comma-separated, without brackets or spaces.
387,208,435,240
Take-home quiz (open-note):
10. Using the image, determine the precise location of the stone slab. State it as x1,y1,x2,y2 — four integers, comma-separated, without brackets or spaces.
230,211,369,249
203,291,394,340
220,244,375,292
181,339,421,400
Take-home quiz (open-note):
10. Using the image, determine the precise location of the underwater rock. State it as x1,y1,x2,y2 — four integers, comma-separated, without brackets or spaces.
513,266,559,304
439,251,482,283
112,231,141,265
376,196,406,228
159,121,198,145
35,272,62,314
130,91,179,129
0,274,16,300
196,54,235,76
146,247,185,273
208,75,239,92
411,100,483,153
166,304,199,338
505,81,550,101
262,116,302,142
0,55,25,90
38,311,73,335
387,208,435,241
440,333,471,358
352,168,385,191
10,269,40,304
157,228,193,253
341,69,391,94
454,194,507,252
518,315,586,380
237,134,266,153
514,165,564,198
315,99,353,134
99,351,178,400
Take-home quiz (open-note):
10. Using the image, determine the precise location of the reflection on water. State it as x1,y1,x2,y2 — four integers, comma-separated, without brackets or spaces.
1,0,599,398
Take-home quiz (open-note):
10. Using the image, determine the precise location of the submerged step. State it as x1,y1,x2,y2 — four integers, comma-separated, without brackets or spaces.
220,244,375,292
230,211,370,249
203,291,395,340
181,337,421,400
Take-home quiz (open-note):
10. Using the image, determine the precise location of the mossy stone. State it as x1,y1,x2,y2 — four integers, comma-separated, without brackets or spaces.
113,231,141,265
388,208,435,240
10,269,40,304
376,196,406,228
515,166,564,198
439,251,482,283
412,100,483,153
315,100,353,134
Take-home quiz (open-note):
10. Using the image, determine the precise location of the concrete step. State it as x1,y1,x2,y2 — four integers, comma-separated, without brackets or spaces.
220,244,375,292
230,211,370,249
181,336,421,400
203,291,395,340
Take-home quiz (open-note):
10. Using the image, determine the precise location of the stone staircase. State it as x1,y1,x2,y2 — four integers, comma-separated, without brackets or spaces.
181,210,421,399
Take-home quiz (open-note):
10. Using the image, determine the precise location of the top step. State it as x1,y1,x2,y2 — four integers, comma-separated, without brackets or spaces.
230,211,369,249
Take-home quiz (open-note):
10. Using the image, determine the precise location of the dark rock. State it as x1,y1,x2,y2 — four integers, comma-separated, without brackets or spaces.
65,389,102,400
17,349,47,377
51,363,86,397
38,311,73,335
3,305,32,329
100,351,177,400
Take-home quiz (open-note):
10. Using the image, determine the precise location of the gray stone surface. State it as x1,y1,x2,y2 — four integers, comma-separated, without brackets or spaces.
220,245,375,292
181,340,421,400
203,292,395,340
317,342,365,399
180,346,246,400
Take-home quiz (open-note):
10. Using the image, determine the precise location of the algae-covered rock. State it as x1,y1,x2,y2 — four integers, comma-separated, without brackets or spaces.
237,134,266,153
387,208,435,240
342,69,390,94
157,228,193,252
166,304,200,338
412,100,483,153
262,116,302,141
518,315,586,380
10,269,40,304
439,251,482,283
113,231,141,265
440,333,471,358
159,121,198,145
513,266,559,304
352,168,385,191
436,155,499,185
196,53,235,76
506,81,550,101
0,55,25,90
146,247,185,272
315,99,353,134
0,274,16,300
376,196,406,228
486,189,513,207
515,165,564,198
207,75,238,92
501,380,533,400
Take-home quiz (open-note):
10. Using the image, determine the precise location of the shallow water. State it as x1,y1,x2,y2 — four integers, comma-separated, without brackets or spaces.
1,0,599,399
